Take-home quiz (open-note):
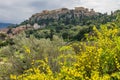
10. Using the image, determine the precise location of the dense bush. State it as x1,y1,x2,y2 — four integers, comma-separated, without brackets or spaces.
10,23,120,80
0,33,65,79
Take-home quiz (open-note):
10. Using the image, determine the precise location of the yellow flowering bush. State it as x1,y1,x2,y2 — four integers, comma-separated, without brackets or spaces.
11,23,120,80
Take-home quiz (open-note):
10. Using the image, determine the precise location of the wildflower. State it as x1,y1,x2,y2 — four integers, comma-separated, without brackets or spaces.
10,74,17,79
23,46,31,54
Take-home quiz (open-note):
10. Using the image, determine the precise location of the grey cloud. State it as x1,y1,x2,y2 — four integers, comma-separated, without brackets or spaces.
30,0,80,11
30,1,61,11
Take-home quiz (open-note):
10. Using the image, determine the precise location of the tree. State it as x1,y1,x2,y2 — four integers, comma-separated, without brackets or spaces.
50,29,54,40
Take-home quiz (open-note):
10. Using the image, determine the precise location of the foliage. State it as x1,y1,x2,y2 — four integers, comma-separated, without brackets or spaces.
0,33,65,79
10,23,120,80
19,10,120,42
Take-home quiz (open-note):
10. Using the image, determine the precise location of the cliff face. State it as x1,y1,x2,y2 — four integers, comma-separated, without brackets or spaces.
28,7,99,26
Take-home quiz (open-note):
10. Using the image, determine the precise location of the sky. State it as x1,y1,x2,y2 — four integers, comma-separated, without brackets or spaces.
0,0,120,24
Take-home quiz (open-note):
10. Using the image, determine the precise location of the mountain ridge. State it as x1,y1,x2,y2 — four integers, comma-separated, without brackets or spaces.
0,22,14,29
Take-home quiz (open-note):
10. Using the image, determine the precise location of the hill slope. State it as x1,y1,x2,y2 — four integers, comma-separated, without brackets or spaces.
17,7,119,41
21,7,116,27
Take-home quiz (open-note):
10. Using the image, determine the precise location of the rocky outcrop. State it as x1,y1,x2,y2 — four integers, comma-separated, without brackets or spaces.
33,7,96,17
27,7,99,27
0,24,33,38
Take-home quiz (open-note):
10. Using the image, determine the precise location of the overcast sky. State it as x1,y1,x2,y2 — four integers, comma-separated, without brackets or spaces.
0,0,120,24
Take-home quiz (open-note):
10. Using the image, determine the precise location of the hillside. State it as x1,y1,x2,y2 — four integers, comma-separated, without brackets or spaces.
0,7,119,42
21,7,116,27
17,7,119,41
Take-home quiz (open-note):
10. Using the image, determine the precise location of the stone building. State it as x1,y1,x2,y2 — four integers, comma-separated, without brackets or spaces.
42,10,49,14
75,7,85,11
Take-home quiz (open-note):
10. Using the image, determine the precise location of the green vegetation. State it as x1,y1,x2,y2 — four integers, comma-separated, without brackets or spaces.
10,22,120,80
22,10,119,42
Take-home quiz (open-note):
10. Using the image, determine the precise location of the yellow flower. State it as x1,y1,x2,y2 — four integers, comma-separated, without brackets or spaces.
93,26,97,31
26,48,30,54
10,74,17,80
23,46,31,54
